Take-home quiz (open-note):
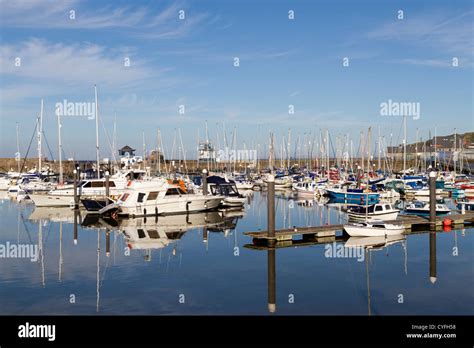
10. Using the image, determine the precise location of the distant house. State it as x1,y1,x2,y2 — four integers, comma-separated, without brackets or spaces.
118,145,136,157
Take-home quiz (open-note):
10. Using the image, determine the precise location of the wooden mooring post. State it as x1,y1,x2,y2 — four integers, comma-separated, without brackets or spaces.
73,168,79,210
267,174,276,246
429,171,437,230
105,171,110,198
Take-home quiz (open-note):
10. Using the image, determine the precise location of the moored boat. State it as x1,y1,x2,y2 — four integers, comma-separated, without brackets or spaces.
343,221,405,237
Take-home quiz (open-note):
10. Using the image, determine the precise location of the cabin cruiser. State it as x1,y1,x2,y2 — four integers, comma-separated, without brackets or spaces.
292,179,327,197
206,175,246,207
29,169,146,207
347,203,399,222
404,200,450,216
343,221,405,237
98,179,223,217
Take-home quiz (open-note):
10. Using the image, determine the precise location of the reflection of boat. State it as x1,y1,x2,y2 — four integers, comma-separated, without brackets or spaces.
345,234,405,248
117,211,235,250
29,206,78,223
344,221,405,237
347,203,399,222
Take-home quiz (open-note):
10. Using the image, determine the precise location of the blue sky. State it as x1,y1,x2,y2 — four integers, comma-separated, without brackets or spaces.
0,0,472,160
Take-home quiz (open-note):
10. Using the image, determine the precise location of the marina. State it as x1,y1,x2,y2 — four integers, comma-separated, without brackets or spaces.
0,1,473,345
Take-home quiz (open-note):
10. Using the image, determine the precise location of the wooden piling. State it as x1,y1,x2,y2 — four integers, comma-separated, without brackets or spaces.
429,171,436,230
73,209,78,245
268,247,276,313
73,169,78,209
267,174,276,245
106,230,110,257
429,230,437,284
105,171,110,198
202,169,208,196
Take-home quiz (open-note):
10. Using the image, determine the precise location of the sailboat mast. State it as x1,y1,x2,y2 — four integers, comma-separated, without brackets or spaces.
377,126,381,172
57,108,63,184
157,128,162,173
326,129,330,180
403,115,407,174
16,123,20,173
94,85,100,179
287,128,291,170
38,99,44,174
434,126,437,169
454,128,457,174
113,113,117,170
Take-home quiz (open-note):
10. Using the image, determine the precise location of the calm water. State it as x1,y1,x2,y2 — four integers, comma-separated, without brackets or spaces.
0,191,472,315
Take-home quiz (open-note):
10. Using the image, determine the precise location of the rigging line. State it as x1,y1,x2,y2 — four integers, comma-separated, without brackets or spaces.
19,121,38,174
43,219,53,244
19,211,34,245
41,129,55,161
99,114,118,164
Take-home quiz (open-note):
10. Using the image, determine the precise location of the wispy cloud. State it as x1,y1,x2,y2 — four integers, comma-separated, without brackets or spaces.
368,10,474,56
0,0,210,39
0,38,173,101
390,58,459,68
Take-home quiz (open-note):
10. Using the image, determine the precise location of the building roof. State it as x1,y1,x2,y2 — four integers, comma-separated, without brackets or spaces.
119,145,135,152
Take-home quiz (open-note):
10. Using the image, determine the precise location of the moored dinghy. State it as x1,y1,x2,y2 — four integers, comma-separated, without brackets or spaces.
343,221,405,237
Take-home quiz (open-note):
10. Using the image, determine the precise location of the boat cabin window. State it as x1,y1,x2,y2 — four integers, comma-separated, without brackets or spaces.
91,181,104,188
375,205,383,211
211,184,238,196
148,230,159,239
373,224,385,228
165,188,184,196
119,193,130,202
137,229,146,238
385,204,391,210
137,193,146,203
81,181,92,188
147,192,158,201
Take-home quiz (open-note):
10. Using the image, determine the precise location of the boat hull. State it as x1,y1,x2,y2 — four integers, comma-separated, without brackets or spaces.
344,224,405,237
29,193,75,207
117,196,223,217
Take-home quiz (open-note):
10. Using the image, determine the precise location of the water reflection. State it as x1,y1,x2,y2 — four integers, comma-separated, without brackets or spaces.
0,192,471,315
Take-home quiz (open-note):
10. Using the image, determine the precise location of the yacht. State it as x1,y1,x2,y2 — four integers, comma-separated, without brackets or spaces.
99,179,223,217
29,169,145,207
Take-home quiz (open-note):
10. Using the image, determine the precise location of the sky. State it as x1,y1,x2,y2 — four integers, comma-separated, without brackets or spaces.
0,0,473,161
